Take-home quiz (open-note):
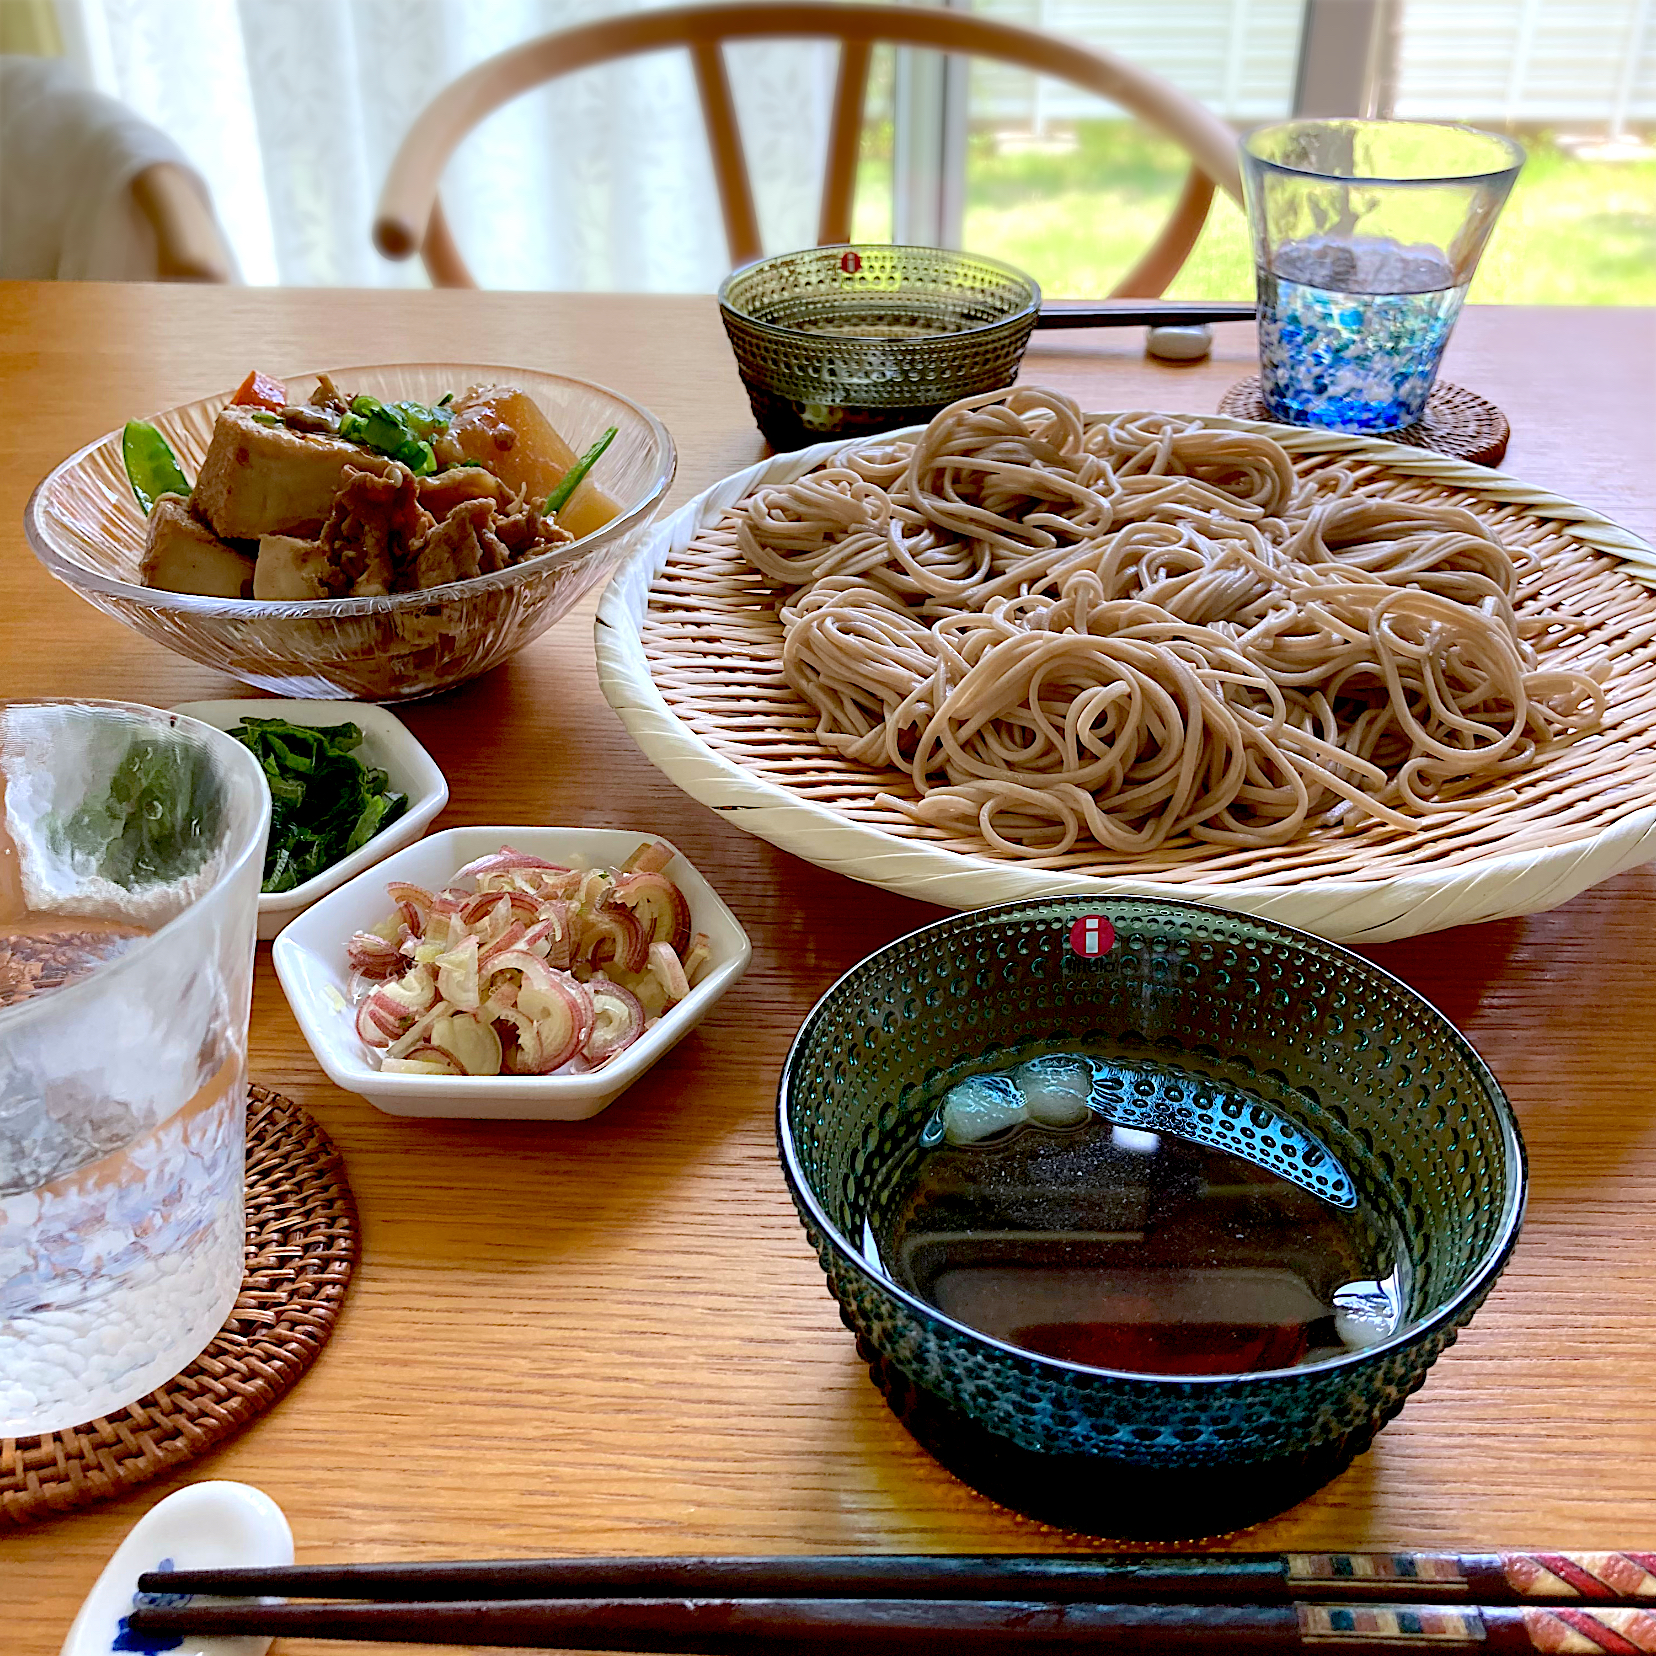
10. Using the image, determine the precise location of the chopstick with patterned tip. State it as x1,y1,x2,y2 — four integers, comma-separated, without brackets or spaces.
138,1550,1656,1607
117,1594,1656,1653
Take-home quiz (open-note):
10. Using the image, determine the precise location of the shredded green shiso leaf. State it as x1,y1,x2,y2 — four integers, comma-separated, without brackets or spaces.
53,735,224,887
229,717,408,893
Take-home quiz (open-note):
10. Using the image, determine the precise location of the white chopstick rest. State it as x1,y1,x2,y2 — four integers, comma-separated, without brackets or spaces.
1146,324,1214,360
61,1480,293,1656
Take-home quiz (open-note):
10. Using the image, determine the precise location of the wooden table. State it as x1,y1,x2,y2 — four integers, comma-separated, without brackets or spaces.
4,285,1655,1654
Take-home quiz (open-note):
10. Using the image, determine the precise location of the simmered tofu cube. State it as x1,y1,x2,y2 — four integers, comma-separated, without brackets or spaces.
140,495,256,598
191,407,389,541
253,534,335,600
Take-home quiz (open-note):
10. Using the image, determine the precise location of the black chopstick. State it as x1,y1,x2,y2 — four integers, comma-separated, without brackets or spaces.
118,1594,1605,1653
1033,301,1256,329
138,1548,1655,1606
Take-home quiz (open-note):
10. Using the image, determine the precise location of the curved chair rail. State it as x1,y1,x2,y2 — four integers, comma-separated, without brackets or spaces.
374,1,1242,297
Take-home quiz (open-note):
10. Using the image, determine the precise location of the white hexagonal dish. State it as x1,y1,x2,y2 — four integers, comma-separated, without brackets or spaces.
271,825,751,1120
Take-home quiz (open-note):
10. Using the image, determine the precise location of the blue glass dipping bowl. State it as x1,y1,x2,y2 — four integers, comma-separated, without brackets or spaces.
777,897,1526,1538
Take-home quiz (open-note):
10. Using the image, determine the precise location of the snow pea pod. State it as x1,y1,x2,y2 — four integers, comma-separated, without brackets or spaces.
121,420,191,514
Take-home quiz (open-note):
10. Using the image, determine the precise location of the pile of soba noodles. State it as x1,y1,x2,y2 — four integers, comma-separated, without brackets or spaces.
728,386,1606,858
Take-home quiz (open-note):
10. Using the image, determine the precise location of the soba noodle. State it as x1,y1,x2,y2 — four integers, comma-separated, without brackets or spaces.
733,387,1606,858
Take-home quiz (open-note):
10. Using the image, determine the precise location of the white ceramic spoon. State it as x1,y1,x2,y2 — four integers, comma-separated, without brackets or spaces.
61,1481,293,1656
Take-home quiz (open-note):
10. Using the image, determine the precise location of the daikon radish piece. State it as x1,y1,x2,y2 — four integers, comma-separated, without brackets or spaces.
435,385,621,540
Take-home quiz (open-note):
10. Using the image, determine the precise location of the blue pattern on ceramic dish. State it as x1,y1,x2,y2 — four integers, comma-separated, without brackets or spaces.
1080,1053,1357,1207
111,1558,189,1653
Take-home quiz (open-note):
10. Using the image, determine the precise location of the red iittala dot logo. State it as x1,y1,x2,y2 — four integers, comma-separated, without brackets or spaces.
840,250,862,274
1069,915,1115,958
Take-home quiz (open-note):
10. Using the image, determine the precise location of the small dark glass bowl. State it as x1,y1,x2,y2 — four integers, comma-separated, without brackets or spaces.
718,245,1042,452
777,897,1526,1539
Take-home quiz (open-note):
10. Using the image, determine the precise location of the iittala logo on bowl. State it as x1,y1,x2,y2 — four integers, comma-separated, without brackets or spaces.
1068,915,1115,958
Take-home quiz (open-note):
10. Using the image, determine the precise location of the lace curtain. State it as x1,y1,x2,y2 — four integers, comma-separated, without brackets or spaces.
55,0,840,288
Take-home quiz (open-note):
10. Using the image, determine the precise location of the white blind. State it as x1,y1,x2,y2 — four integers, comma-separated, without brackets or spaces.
964,0,1656,132
1395,0,1656,129
967,0,1302,124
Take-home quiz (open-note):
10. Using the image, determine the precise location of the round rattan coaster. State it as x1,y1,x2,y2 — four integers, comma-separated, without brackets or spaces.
1,1084,357,1528
1217,377,1511,467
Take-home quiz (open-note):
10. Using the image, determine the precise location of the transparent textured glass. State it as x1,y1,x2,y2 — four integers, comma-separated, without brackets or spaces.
1242,120,1523,433
0,702,269,1435
719,245,1041,451
25,367,675,702
778,897,1526,1537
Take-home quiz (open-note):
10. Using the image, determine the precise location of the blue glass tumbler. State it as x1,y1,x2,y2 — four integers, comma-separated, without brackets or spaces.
1242,120,1523,434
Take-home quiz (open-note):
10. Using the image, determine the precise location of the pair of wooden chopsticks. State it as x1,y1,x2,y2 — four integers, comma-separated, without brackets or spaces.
125,1550,1656,1652
1033,299,1257,328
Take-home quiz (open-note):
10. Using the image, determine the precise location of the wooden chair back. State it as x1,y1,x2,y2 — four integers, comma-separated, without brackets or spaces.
131,163,234,283
375,1,1242,298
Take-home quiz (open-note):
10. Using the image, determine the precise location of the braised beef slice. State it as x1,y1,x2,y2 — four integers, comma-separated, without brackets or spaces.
413,496,510,588
281,404,340,435
318,465,434,596
416,466,515,520
307,460,576,596
493,497,570,559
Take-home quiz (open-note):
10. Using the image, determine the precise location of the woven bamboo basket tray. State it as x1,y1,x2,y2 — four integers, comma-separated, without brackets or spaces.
595,414,1656,943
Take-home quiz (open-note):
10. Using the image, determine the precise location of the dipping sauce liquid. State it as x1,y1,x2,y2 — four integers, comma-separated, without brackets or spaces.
877,1073,1403,1376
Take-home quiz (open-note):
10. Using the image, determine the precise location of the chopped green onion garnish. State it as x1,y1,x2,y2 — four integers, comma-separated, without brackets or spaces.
339,395,442,473
392,399,452,440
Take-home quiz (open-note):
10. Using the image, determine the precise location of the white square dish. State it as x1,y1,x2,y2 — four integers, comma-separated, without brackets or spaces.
271,826,752,1120
174,700,448,939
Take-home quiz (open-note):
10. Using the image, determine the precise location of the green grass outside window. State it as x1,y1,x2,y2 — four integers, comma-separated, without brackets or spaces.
854,124,1656,304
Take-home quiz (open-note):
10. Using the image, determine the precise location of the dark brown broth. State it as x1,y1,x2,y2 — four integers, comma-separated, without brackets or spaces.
878,1105,1401,1377
785,318,958,339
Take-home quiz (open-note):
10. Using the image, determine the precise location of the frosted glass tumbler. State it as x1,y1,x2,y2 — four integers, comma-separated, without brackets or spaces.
1242,120,1523,432
0,701,269,1434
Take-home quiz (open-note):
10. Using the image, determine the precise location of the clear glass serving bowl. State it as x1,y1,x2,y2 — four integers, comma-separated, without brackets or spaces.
778,896,1527,1538
24,365,675,702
